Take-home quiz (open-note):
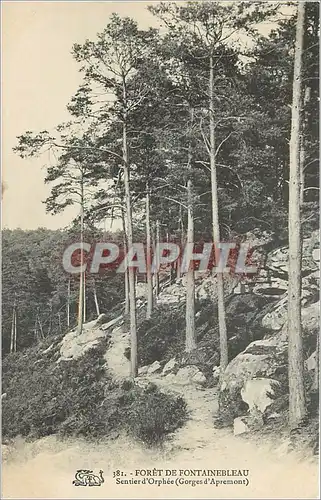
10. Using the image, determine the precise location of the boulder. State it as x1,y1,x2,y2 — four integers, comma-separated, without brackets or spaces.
175,365,206,386
266,231,319,276
157,280,186,305
241,378,280,415
147,360,162,375
135,283,148,299
302,301,320,334
192,370,207,386
233,416,250,436
219,335,287,426
241,229,274,249
262,297,320,333
138,365,149,376
162,358,178,376
219,297,319,427
313,248,320,262
100,315,123,331
252,277,287,298
305,351,317,372
262,297,287,331
58,324,107,362
95,313,109,326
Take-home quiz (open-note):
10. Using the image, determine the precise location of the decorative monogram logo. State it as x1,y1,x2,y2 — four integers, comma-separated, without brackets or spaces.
72,469,104,487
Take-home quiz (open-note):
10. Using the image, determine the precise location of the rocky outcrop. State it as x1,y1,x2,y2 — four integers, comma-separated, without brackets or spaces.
173,366,206,386
219,333,288,425
266,230,319,276
147,360,162,375
233,416,250,436
241,378,280,416
162,358,179,376
219,296,319,426
58,315,122,362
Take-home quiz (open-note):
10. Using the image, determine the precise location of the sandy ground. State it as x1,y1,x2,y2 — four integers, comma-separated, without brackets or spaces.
2,325,319,499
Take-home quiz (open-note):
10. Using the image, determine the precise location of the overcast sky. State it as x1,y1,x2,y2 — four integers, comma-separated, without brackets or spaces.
2,1,289,231
2,1,159,230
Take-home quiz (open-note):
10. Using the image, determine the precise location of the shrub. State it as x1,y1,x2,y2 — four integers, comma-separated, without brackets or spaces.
125,383,188,445
2,339,188,446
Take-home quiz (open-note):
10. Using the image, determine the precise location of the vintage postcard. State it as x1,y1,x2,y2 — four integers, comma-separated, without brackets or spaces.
1,1,320,498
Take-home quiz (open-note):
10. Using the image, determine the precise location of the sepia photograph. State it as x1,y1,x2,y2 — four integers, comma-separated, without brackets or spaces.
1,1,320,498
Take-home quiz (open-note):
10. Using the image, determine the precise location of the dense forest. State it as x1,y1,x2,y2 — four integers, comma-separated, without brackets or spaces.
2,1,319,447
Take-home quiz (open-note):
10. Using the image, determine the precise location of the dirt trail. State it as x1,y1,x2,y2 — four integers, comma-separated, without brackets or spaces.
2,325,319,499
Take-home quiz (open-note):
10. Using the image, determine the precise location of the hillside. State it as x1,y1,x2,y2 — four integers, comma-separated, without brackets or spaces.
2,230,319,499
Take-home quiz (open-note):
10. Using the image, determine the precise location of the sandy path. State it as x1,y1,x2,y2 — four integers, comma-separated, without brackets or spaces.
2,326,319,499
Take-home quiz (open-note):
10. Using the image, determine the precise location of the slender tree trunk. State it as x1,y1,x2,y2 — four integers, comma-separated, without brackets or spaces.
122,78,137,378
209,54,228,377
124,250,130,316
299,86,311,205
10,303,15,353
47,302,52,336
10,299,17,353
38,313,44,340
185,178,196,351
121,209,130,316
185,108,196,352
34,318,39,344
77,175,84,335
176,210,184,280
167,229,174,284
146,182,153,319
58,312,62,335
13,307,17,352
83,270,86,323
311,332,320,391
288,1,306,429
67,277,71,329
155,219,160,297
93,279,100,317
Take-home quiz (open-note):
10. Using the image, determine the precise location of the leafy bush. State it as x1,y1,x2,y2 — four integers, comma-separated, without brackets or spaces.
124,383,188,445
2,339,188,446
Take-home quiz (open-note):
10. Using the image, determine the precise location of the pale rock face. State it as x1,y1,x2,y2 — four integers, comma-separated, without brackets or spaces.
252,277,287,298
100,315,123,330
262,296,320,332
266,231,319,275
312,248,320,262
157,280,186,305
192,370,207,386
135,283,148,299
262,297,287,330
219,335,287,425
233,416,250,436
162,358,178,376
138,365,150,376
242,229,274,249
241,378,280,414
175,366,206,386
146,360,162,375
305,351,317,372
58,315,122,362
